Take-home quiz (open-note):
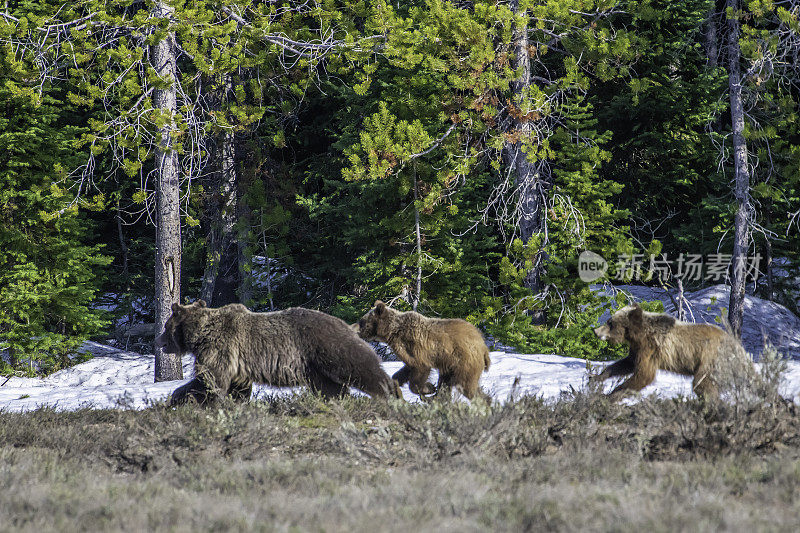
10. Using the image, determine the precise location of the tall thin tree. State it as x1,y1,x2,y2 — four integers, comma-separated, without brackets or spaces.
201,77,239,306
152,2,182,381
503,1,548,300
726,0,751,339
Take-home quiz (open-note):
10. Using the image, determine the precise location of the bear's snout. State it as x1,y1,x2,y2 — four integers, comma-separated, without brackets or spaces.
594,326,609,341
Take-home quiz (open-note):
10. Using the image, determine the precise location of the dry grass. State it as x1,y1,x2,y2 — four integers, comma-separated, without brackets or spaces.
2,367,800,532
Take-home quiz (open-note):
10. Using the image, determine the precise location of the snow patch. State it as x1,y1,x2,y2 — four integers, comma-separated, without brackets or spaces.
2,342,800,413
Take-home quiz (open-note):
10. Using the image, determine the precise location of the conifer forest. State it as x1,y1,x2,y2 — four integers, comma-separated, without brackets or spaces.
1,0,798,376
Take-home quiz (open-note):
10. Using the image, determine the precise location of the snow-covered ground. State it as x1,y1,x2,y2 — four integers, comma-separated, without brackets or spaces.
2,341,800,413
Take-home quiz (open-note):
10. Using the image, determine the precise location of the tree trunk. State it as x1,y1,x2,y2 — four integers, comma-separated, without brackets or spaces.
726,0,751,339
237,172,253,307
705,7,719,68
116,205,129,280
201,77,238,306
503,1,547,301
212,127,240,306
116,204,135,337
152,2,183,381
706,2,726,132
763,236,773,301
412,171,422,311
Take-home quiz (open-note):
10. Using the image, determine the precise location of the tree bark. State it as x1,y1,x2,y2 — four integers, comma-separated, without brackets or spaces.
763,236,773,301
412,170,422,311
705,7,719,68
503,1,547,299
201,76,238,306
237,172,254,307
212,127,240,306
726,0,751,339
152,2,183,381
116,205,129,280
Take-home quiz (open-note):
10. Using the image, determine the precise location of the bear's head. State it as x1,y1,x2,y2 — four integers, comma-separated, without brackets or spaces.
154,299,207,354
594,303,676,345
593,304,645,345
357,300,397,342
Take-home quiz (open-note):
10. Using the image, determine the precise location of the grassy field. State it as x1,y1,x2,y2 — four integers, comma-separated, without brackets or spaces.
2,383,800,532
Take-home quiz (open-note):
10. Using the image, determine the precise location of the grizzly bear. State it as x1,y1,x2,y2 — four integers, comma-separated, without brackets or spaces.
356,301,491,400
592,303,751,400
156,300,402,406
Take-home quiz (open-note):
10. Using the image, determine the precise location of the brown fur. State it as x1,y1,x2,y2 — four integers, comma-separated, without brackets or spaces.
357,301,490,400
592,303,750,400
155,300,402,406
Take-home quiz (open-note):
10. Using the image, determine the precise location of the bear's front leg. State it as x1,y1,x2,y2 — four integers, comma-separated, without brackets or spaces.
169,377,214,407
592,355,636,383
608,357,657,400
407,366,436,397
388,342,417,365
194,363,231,403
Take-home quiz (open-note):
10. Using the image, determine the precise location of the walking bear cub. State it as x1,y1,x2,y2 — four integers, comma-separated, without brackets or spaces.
156,300,402,406
357,301,491,400
592,303,751,400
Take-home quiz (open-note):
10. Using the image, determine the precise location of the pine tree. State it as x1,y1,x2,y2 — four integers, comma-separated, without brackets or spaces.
0,74,110,375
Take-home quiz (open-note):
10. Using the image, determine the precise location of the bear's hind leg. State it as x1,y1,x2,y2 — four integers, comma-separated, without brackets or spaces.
349,359,405,399
432,371,453,400
692,367,718,400
228,380,253,402
309,373,349,399
446,365,487,401
392,364,413,386
458,371,485,401
357,376,404,399
320,341,403,400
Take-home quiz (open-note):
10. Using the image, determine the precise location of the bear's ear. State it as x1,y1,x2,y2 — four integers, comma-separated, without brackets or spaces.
629,305,644,325
171,302,183,314
196,299,207,308
375,300,386,315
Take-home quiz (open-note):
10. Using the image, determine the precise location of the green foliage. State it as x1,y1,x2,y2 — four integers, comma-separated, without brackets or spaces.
476,236,665,360
595,0,799,302
325,1,638,353
480,293,629,361
0,75,110,375
594,0,730,262
0,0,797,369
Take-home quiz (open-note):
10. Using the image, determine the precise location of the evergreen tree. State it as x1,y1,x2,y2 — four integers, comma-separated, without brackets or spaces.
0,73,110,375
336,0,639,356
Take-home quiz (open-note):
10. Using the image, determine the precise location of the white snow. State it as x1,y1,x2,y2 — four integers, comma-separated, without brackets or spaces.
2,341,800,413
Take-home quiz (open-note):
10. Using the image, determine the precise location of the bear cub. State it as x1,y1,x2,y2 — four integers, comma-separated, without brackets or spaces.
592,303,751,400
357,301,490,400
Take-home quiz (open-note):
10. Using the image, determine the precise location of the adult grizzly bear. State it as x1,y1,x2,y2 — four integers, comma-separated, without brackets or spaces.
592,303,751,400
357,301,491,400
156,300,402,406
